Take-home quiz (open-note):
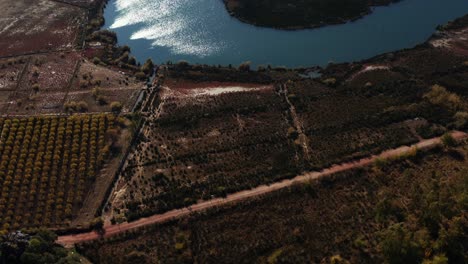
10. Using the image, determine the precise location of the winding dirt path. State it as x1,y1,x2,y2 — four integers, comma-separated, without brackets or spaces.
57,131,467,246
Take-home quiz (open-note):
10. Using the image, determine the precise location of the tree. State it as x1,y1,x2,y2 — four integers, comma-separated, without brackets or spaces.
89,218,105,237
110,101,123,113
380,224,423,264
424,85,461,111
422,254,448,264
77,101,88,112
135,71,147,81
141,59,154,75
32,84,40,93
1,231,30,264
1,230,77,264
453,112,468,129
436,216,467,264
238,61,251,72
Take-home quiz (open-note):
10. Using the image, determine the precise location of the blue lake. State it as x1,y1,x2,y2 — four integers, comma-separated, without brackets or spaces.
104,0,468,68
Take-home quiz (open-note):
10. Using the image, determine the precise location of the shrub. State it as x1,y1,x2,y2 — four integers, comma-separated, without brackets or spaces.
141,59,154,75
77,101,89,112
330,255,350,264
424,85,461,111
128,57,137,66
322,78,337,87
32,84,40,92
92,87,100,99
92,57,102,65
441,133,457,147
453,112,468,129
422,254,449,264
380,224,423,264
97,96,108,105
238,61,251,72
135,72,147,81
110,102,123,113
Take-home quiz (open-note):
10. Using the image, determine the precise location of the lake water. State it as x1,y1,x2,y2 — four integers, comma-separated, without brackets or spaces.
104,0,468,68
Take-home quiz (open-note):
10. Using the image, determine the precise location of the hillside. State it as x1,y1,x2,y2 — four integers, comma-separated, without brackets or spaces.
224,0,400,29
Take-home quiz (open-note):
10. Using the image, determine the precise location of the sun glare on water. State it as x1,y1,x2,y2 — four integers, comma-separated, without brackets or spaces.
110,0,226,57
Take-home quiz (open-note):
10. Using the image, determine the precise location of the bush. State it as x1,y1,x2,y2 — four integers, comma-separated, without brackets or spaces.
141,59,154,75
92,87,100,99
77,101,89,112
380,224,423,264
453,112,468,129
97,96,108,105
424,85,461,111
322,78,337,87
238,61,251,72
441,133,457,147
135,72,147,81
32,84,40,92
93,57,102,65
422,254,448,264
110,102,123,113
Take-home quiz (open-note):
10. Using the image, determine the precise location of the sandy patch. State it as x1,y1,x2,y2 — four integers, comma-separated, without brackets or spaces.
347,65,390,82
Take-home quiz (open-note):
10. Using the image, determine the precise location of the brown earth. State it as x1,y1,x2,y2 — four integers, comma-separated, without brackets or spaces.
0,0,85,57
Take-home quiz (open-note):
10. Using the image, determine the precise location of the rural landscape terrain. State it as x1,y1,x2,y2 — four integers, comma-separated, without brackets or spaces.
0,0,467,263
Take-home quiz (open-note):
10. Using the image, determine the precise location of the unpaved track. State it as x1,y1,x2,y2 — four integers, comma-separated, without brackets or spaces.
57,131,467,246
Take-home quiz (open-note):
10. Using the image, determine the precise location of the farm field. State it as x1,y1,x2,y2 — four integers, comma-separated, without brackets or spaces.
107,81,304,221
78,141,468,264
0,55,143,115
66,60,142,113
0,0,85,57
0,114,121,232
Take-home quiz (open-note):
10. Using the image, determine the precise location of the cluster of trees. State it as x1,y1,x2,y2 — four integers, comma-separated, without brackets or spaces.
0,115,117,231
85,30,154,81
1,230,79,264
166,63,274,84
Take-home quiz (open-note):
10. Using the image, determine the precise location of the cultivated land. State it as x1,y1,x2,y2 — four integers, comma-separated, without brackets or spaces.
0,0,85,57
0,0,148,233
0,114,119,231
223,0,400,29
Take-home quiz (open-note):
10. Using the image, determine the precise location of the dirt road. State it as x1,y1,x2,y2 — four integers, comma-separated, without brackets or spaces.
57,131,467,246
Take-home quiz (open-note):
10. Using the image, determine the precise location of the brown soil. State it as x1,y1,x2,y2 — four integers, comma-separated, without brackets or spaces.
0,0,85,57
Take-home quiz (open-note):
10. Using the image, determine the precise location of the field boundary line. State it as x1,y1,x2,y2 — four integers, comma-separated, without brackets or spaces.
4,57,31,113
47,0,92,10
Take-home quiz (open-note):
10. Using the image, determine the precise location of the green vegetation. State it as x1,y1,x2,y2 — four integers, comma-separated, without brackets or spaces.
423,85,462,111
1,230,79,264
110,102,123,113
